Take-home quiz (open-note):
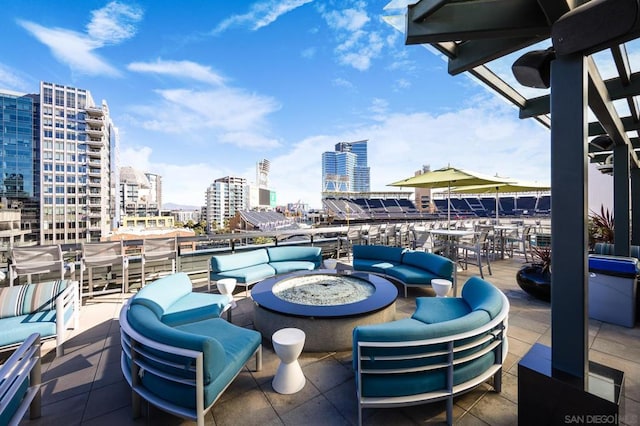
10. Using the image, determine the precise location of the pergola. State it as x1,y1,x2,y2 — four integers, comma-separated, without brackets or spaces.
387,0,638,422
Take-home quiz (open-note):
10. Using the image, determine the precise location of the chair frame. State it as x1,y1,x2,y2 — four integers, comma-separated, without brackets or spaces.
9,245,66,287
119,301,262,426
0,333,42,425
79,241,128,300
141,237,178,287
355,290,509,426
458,230,492,279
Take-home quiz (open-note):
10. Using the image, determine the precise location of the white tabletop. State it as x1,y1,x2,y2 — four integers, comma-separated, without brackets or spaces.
272,328,306,346
429,229,475,237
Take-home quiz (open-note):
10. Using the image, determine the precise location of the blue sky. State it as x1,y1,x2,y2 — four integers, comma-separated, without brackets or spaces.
0,0,611,209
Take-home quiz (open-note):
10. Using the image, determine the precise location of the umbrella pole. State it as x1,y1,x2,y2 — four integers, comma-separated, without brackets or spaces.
448,182,451,229
495,188,499,223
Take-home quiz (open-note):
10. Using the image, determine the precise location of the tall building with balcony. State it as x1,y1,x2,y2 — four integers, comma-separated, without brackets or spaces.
37,82,116,243
322,139,370,194
205,176,247,232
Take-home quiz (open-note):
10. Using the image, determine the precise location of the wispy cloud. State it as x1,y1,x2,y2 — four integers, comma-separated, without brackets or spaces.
127,60,226,85
127,87,281,149
18,1,142,76
213,0,313,34
86,1,142,44
127,56,280,149
0,63,30,91
320,2,386,71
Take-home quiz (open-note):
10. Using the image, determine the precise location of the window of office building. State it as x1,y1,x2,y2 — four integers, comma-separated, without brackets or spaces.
43,88,53,104
55,90,64,106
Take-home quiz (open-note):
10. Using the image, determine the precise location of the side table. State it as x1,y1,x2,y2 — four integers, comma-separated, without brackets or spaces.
216,278,237,322
431,278,452,298
272,328,306,394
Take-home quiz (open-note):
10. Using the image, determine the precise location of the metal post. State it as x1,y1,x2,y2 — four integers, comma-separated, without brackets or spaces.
631,169,640,246
613,144,630,256
550,53,589,387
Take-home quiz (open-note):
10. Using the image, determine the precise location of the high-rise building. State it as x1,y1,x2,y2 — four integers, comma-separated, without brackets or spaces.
120,166,161,217
36,82,117,243
322,139,370,193
248,159,276,209
205,176,247,232
0,90,38,243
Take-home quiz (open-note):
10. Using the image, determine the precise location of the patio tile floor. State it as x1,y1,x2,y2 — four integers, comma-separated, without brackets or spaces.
18,256,640,425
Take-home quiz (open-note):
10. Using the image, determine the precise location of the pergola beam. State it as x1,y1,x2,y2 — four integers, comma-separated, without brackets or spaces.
587,56,640,168
448,36,548,76
409,0,448,22
407,0,549,45
520,67,640,119
431,42,551,129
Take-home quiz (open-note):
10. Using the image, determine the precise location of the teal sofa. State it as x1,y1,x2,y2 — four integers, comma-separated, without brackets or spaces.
119,272,261,426
0,333,41,426
0,280,79,357
353,277,509,426
208,246,323,294
352,245,455,297
594,242,640,259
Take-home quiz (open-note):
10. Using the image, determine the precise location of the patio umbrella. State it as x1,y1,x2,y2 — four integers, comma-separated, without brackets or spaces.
451,181,551,221
388,166,514,227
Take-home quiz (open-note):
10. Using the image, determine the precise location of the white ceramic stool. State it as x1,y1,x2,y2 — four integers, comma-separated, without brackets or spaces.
272,328,306,394
216,278,237,308
431,279,452,298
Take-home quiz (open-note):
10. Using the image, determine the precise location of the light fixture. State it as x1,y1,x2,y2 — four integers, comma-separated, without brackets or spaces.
511,48,556,89
590,135,614,151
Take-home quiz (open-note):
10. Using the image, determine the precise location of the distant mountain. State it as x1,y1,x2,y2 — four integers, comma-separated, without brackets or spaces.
163,203,201,211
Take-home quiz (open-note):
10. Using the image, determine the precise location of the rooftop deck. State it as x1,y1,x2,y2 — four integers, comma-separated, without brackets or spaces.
18,256,640,425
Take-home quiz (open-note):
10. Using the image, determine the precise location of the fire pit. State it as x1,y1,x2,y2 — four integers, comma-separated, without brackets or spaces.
251,270,398,351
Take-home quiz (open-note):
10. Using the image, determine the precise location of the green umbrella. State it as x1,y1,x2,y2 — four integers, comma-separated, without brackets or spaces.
388,166,514,226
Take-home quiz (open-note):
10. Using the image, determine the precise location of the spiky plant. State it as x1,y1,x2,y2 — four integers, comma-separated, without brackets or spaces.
530,245,552,274
588,205,614,247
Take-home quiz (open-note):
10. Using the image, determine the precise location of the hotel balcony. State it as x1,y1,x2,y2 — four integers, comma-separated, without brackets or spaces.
85,106,104,117
85,117,103,127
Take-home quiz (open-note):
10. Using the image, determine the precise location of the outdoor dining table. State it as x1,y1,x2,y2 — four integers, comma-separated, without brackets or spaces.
493,224,519,259
428,229,476,262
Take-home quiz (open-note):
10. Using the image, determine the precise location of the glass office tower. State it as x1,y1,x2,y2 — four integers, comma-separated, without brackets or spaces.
322,139,370,193
0,91,38,242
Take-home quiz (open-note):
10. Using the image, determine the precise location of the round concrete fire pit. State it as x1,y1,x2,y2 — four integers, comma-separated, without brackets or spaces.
251,270,398,352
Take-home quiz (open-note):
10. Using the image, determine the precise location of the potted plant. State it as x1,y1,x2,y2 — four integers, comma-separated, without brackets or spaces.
516,244,551,302
588,205,614,250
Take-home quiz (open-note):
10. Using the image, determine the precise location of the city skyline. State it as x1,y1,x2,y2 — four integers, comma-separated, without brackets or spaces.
0,1,610,209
